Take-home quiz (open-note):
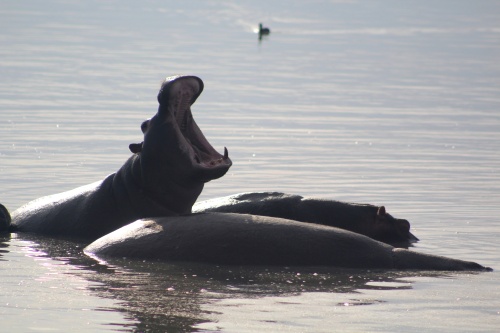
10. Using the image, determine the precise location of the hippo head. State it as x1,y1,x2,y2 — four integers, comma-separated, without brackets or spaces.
372,206,418,245
128,75,232,213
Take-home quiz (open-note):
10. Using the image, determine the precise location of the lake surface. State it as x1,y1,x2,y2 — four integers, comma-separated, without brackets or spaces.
1,0,500,331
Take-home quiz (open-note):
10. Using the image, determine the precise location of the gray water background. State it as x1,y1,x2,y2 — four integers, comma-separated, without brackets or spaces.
1,0,499,332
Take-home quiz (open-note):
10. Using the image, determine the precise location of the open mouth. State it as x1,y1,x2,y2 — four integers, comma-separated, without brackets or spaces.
129,75,232,181
166,75,232,177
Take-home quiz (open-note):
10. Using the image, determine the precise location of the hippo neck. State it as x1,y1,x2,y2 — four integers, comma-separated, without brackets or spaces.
113,155,202,217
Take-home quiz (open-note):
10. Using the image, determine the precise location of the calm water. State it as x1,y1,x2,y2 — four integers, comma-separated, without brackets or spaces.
1,0,500,331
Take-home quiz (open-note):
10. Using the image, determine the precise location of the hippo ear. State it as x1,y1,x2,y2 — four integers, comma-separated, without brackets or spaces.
129,142,143,154
377,206,386,216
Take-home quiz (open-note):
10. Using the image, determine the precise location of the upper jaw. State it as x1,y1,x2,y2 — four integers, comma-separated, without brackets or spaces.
143,75,232,182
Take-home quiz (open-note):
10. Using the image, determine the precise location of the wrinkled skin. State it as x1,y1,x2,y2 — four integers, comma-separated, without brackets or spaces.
84,213,491,271
194,192,417,246
7,76,232,239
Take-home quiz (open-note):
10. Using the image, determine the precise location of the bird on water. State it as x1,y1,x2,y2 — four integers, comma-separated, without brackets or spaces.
258,23,270,40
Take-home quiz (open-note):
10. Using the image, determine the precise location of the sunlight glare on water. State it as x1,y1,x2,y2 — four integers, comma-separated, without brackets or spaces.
0,236,136,332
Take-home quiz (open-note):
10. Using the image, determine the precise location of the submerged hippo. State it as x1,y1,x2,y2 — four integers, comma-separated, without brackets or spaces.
84,213,491,271
193,192,418,246
7,75,232,239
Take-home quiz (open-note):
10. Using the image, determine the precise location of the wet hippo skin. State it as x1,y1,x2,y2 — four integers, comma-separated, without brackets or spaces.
84,213,491,271
193,192,418,246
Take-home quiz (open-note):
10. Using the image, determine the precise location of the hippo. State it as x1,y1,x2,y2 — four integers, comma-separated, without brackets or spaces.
193,192,418,246
0,204,11,233
7,75,232,239
84,213,491,271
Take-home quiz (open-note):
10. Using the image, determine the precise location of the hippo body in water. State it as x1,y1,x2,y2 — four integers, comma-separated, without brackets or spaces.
193,192,417,246
7,75,232,239
84,213,490,271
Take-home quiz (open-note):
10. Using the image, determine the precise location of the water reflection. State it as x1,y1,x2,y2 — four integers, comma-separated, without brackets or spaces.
0,234,134,332
8,233,476,332
0,234,10,261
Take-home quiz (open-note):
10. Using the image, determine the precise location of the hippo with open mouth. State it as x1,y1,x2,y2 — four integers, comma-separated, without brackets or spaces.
8,75,232,239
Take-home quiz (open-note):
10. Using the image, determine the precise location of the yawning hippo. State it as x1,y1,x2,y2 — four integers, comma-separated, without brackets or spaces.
193,192,417,246
8,75,232,239
84,213,491,271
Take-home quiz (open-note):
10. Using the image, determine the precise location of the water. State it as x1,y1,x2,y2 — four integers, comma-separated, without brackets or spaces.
1,0,500,331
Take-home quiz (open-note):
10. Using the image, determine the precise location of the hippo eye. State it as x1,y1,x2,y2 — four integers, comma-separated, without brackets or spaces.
141,120,150,133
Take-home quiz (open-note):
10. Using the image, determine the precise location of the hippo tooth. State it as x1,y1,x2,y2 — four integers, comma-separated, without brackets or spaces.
224,147,228,159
